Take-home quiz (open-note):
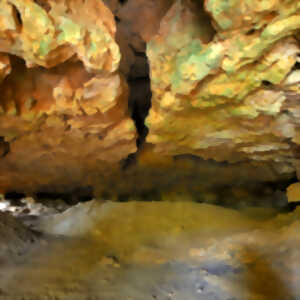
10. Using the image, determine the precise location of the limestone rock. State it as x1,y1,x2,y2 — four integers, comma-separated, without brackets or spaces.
0,0,120,71
0,0,299,195
146,0,300,167
0,0,137,193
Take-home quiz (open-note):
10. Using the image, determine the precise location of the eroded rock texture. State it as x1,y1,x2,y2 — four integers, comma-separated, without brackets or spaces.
0,0,136,193
0,0,299,196
146,0,300,170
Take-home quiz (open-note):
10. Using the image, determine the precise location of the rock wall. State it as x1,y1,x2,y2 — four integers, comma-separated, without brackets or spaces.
0,0,299,196
0,0,136,193
146,0,300,165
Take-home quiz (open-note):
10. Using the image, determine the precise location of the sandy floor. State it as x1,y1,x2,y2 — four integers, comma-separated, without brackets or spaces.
0,201,299,300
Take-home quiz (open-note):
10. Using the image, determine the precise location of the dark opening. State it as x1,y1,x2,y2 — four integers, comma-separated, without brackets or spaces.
281,201,300,212
11,5,22,28
35,187,93,205
246,29,256,35
121,74,151,169
121,51,152,170
128,52,152,148
292,60,300,71
193,0,217,44
262,80,272,87
33,0,51,12
129,77,151,147
4,192,26,206
117,194,130,202
0,137,10,158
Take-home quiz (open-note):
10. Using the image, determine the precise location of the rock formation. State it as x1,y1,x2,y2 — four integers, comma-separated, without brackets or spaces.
146,0,300,168
0,0,299,197
0,0,136,193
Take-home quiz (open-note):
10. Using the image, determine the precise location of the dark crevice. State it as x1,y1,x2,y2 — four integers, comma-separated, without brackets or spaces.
12,6,22,27
281,201,300,213
4,192,26,206
128,45,147,59
117,194,130,202
121,153,136,170
246,29,256,35
33,0,51,12
121,76,151,170
264,177,299,192
117,189,162,202
35,192,71,203
262,80,273,87
193,0,217,44
292,60,300,71
129,77,151,147
2,173,298,211
121,53,152,169
10,5,22,34
15,10,22,26
128,51,151,143
35,187,93,205
0,137,10,158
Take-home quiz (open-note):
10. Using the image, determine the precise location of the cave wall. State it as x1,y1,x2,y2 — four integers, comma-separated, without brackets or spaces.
0,0,299,196
0,0,137,193
146,0,300,164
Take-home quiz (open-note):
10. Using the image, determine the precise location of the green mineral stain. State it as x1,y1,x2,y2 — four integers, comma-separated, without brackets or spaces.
58,17,82,44
220,18,233,30
206,0,236,29
38,40,51,56
261,15,300,41
175,44,222,84
230,106,258,118
207,0,232,16
89,41,98,53
223,88,233,97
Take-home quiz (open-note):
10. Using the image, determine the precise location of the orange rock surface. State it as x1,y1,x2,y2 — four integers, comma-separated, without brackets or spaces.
146,0,300,170
0,0,136,193
0,0,299,196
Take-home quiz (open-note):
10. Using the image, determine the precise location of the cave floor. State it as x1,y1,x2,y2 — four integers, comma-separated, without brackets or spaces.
0,201,299,300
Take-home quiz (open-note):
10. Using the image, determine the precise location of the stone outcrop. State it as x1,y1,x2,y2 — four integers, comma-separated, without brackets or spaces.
0,0,299,197
146,0,300,169
0,0,136,193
